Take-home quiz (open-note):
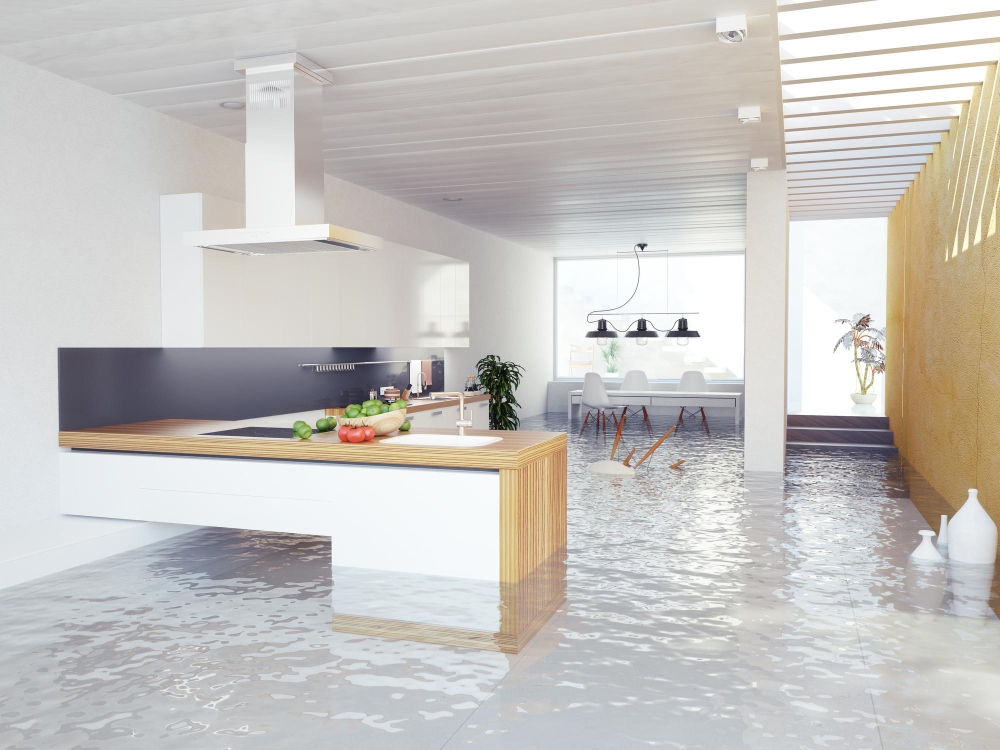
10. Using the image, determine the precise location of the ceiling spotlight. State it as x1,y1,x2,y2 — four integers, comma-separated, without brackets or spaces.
219,101,245,110
717,15,748,44
443,197,462,202
738,106,761,124
750,158,769,172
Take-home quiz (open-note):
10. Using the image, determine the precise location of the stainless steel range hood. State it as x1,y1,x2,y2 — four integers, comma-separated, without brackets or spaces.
184,53,382,256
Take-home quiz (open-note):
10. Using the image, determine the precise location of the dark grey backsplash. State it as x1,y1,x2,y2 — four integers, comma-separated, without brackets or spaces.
58,348,444,430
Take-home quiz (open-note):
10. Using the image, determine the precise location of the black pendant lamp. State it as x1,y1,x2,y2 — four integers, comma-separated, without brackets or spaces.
665,317,700,347
585,318,618,346
624,318,657,346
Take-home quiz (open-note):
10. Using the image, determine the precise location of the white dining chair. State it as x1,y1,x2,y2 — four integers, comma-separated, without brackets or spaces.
620,370,651,420
676,370,708,423
581,372,619,431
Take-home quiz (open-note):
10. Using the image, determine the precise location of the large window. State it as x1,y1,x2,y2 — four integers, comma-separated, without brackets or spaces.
555,253,745,380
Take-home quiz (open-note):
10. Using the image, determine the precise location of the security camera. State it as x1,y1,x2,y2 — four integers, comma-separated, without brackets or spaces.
717,15,748,44
738,106,762,124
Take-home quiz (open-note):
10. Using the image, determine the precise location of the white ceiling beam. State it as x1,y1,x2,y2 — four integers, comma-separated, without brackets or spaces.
786,141,940,155
782,59,996,85
783,81,983,104
778,11,1000,41
780,36,1000,64
783,100,969,118
784,115,959,132
786,130,945,144
777,0,877,11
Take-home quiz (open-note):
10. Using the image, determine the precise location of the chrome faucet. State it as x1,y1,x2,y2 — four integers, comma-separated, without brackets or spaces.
437,392,473,436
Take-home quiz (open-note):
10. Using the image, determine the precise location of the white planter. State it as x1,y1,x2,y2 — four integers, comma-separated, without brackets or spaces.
851,392,876,404
948,489,998,565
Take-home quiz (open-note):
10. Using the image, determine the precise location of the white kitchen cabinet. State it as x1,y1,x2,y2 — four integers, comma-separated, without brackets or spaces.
471,400,490,430
407,404,458,431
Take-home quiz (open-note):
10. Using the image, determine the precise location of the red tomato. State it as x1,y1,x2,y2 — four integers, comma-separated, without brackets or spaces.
347,427,365,443
338,426,350,441
362,426,375,441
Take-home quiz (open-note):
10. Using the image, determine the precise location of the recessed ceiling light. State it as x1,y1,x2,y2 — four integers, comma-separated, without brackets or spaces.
738,106,761,124
717,15,747,44
443,197,462,202
219,101,245,110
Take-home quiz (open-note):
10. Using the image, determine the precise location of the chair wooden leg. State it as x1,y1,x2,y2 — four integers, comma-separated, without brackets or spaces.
700,407,707,423
582,411,590,427
642,406,649,422
611,411,618,426
678,407,684,423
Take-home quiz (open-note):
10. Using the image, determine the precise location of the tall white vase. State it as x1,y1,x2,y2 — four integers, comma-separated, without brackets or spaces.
947,489,998,565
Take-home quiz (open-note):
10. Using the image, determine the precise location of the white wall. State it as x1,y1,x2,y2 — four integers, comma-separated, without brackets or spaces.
321,175,553,416
787,218,888,415
0,53,245,532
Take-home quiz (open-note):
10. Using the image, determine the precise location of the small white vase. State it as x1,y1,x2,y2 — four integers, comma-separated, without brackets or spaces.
937,514,949,550
851,392,877,404
948,489,998,565
910,529,944,562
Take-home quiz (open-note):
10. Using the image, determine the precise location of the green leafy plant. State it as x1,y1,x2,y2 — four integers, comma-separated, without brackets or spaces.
476,355,525,431
599,338,623,374
833,313,886,395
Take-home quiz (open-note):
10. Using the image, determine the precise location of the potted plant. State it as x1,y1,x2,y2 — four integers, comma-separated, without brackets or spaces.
599,338,623,375
833,314,886,404
476,355,525,430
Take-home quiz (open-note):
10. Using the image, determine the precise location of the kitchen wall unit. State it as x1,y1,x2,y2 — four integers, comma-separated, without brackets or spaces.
162,193,470,349
58,347,444,430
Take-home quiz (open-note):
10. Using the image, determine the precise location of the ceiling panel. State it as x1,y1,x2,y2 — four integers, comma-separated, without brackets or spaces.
0,0,781,254
778,0,996,219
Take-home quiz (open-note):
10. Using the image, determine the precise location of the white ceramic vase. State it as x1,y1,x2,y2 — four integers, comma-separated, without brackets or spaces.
909,530,944,562
851,392,876,404
948,489,998,565
937,514,949,550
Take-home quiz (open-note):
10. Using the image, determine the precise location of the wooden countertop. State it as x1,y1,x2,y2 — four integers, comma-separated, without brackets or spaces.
325,393,490,416
58,418,565,470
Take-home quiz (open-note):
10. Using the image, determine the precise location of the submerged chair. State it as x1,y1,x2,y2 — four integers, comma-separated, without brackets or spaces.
620,369,652,421
581,372,618,431
676,369,708,423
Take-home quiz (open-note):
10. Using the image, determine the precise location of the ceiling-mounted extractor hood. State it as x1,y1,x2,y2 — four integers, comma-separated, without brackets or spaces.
184,53,382,256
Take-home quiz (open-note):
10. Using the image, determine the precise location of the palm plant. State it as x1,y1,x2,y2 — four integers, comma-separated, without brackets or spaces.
476,355,525,430
599,338,623,374
833,314,886,395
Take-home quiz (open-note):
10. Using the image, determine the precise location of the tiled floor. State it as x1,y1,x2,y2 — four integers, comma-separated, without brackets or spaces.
2,413,998,749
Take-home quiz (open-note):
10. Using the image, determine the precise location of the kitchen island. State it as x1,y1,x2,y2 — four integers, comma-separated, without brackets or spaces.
58,417,567,653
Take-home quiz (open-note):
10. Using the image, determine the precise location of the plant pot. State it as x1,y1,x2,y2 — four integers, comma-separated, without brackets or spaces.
851,392,876,404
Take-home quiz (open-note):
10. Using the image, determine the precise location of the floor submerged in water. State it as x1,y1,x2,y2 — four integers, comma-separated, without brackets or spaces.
1,412,998,750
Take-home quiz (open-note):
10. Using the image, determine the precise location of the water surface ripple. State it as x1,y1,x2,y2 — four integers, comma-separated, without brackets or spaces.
1,413,997,749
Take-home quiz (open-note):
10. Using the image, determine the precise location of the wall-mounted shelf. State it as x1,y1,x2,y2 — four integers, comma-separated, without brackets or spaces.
299,359,410,373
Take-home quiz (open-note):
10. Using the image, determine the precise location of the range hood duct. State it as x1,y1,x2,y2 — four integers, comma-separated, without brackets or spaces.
184,53,382,256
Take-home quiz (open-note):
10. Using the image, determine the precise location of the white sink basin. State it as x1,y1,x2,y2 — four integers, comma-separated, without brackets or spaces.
380,434,502,448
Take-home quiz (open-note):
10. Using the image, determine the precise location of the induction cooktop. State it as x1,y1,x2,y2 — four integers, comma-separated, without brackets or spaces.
199,426,297,439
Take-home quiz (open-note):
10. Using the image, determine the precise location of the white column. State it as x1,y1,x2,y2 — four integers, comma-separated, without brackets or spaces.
744,170,789,473
160,193,243,346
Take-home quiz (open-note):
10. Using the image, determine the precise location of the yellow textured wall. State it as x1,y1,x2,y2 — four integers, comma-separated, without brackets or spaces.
886,54,1000,524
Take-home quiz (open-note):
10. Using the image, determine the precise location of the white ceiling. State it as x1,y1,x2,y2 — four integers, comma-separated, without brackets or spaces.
778,0,998,221
0,0,783,255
